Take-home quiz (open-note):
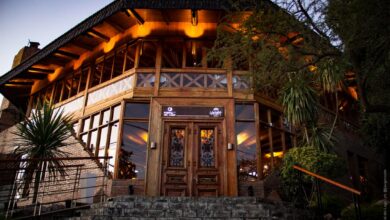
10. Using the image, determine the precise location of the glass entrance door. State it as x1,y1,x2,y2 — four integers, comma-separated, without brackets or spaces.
161,121,222,196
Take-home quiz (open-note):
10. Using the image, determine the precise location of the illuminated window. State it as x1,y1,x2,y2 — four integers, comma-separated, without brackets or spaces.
235,103,257,182
119,102,150,180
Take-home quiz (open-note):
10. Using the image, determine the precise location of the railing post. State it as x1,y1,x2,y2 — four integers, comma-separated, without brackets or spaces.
72,166,80,208
6,164,21,219
315,178,323,218
352,193,362,220
38,161,48,215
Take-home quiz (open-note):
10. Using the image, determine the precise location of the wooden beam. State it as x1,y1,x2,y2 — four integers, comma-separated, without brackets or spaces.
71,40,95,51
18,73,47,80
54,50,80,59
5,81,34,86
28,67,54,73
125,9,145,25
86,29,110,42
105,20,125,33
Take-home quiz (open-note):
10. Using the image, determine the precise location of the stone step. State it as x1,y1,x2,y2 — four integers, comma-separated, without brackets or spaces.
69,196,312,220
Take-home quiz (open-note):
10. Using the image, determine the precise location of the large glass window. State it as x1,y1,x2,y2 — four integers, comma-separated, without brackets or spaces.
119,122,148,179
124,43,137,71
119,102,150,180
138,41,157,68
162,41,183,68
79,104,121,175
235,103,257,182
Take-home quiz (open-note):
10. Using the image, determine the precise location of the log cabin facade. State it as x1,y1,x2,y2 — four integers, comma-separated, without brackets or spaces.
1,0,378,199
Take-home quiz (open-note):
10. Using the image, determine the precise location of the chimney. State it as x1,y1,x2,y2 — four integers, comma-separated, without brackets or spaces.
12,41,40,68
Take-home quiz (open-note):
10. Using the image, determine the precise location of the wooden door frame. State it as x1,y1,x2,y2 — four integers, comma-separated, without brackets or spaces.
145,97,237,196
160,120,223,196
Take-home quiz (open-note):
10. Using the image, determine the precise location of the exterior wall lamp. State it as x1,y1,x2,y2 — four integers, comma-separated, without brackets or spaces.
150,141,157,149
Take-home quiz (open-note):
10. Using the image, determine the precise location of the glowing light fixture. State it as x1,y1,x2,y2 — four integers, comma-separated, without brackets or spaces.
264,151,284,158
191,9,198,26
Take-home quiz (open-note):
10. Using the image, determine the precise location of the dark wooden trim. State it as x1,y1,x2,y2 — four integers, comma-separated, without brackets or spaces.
86,29,110,42
125,9,145,25
28,67,54,74
54,50,80,59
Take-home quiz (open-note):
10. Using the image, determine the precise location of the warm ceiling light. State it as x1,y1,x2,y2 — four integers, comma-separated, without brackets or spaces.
191,9,198,26
264,151,284,158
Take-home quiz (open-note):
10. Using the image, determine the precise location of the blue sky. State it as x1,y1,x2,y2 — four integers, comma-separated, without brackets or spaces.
0,0,113,103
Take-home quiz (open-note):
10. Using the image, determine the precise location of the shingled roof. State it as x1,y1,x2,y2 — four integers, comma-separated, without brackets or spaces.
0,0,239,85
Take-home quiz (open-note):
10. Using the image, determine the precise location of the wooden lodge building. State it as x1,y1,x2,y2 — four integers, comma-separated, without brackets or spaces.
0,0,382,200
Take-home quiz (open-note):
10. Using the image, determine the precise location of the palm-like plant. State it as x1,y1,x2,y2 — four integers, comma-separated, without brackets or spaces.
13,103,73,203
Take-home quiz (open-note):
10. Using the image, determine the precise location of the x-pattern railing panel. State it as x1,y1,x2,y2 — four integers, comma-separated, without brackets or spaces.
160,72,227,89
233,75,250,90
136,73,155,88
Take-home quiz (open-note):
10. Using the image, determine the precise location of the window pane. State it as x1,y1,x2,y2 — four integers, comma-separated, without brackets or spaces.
113,48,125,78
185,41,203,67
62,77,72,100
79,68,89,92
98,126,109,163
108,122,119,174
102,55,114,83
236,122,257,181
200,129,215,167
119,122,148,179
260,123,271,178
112,105,121,121
271,129,284,167
44,86,53,104
162,41,183,68
70,71,80,96
138,41,157,68
53,81,63,104
125,103,149,118
82,118,90,132
125,44,137,71
81,133,88,145
91,60,103,87
89,130,98,154
73,123,79,134
169,128,185,167
235,104,255,120
102,109,110,125
92,114,100,129
271,110,282,128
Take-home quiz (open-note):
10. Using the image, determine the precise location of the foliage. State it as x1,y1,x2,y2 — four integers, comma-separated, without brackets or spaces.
208,0,344,150
280,146,345,202
341,201,389,220
12,103,73,203
308,194,347,218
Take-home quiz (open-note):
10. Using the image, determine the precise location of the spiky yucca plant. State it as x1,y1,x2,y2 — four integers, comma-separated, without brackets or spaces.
13,103,73,203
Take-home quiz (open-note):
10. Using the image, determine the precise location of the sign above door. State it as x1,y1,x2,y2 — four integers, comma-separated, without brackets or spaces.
162,106,224,118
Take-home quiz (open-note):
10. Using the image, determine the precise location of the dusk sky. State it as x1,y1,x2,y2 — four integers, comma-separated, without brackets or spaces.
0,0,113,103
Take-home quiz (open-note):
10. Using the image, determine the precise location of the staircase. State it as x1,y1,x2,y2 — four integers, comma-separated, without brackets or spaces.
69,196,312,220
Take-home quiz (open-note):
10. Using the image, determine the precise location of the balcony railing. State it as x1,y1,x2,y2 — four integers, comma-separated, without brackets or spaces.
0,156,111,219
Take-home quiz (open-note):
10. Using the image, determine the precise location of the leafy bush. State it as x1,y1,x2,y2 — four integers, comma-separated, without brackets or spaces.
280,146,346,203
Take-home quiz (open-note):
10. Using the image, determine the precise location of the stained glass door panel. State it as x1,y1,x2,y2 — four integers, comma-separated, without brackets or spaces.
161,123,191,196
193,124,221,196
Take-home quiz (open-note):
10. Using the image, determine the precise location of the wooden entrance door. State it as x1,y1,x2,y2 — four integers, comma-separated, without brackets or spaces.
161,121,223,196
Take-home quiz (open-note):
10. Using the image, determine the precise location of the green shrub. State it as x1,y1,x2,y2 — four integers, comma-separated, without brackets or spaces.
280,146,346,203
